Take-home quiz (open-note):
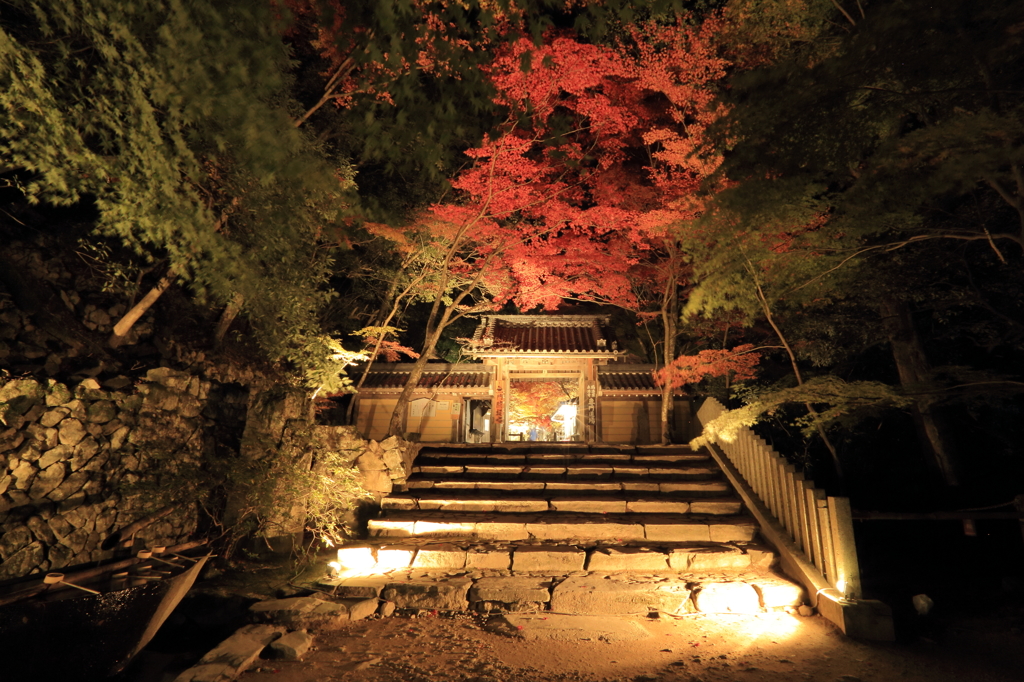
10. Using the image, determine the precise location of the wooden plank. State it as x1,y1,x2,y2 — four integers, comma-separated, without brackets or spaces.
802,480,823,572
791,470,810,556
816,493,837,587
828,496,863,600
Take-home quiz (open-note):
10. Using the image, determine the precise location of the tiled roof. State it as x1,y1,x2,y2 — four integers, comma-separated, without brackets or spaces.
358,364,492,391
597,365,664,394
466,315,623,355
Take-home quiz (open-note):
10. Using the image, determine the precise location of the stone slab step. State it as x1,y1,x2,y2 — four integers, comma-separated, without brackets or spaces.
410,463,722,479
415,453,712,466
354,571,804,615
327,540,775,576
383,493,743,516
367,511,757,543
404,479,731,494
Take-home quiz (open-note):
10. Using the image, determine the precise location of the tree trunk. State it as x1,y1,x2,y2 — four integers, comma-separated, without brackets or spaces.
108,269,176,348
387,325,445,437
213,292,244,346
659,271,679,445
879,299,960,486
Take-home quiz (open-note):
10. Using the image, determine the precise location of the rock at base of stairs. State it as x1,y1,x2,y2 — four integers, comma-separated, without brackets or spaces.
249,596,378,630
382,577,473,611
754,579,806,608
693,582,761,614
318,576,388,599
490,613,653,642
469,576,553,605
549,575,691,615
173,624,284,682
268,630,314,661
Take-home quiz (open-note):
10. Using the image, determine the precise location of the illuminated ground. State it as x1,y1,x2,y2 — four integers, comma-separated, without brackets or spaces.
234,608,1022,682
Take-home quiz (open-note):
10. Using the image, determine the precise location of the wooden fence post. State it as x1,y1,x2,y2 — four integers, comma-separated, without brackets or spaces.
828,496,863,600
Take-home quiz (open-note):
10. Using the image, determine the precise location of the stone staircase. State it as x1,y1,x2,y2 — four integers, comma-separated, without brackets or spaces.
326,444,807,616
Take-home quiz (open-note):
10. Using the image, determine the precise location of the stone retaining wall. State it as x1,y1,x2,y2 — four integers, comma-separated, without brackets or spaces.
0,368,245,580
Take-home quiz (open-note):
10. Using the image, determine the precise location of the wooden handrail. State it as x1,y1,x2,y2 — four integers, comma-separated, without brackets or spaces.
696,398,893,640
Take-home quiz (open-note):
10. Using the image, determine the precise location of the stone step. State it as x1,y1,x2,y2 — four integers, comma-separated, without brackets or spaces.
383,493,743,515
329,540,776,576
367,511,758,543
321,545,803,616
415,453,712,466
404,479,732,494
410,463,721,479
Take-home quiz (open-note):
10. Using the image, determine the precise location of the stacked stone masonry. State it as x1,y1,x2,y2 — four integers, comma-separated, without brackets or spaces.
0,370,232,579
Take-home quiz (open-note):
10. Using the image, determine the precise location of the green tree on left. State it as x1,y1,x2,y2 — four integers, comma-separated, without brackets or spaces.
0,0,358,392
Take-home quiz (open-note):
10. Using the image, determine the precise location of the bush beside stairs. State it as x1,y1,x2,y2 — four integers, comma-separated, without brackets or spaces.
322,444,808,617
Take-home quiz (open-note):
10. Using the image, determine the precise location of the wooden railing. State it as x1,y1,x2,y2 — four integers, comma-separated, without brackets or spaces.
696,398,892,638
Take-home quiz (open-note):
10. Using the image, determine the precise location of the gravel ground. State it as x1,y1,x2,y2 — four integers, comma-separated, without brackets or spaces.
233,607,1024,682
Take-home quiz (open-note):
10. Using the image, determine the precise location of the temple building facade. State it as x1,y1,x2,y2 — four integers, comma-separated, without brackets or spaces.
351,315,690,444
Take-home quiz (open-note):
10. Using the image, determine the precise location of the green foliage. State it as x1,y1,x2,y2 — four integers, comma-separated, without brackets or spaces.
692,375,913,448
0,0,360,382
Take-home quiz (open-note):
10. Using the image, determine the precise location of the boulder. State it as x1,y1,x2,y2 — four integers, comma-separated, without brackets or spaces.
29,462,64,498
57,418,87,446
268,630,314,661
0,540,44,579
173,624,284,682
249,596,377,630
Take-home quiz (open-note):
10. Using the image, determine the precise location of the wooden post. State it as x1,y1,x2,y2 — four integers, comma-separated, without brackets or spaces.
828,496,863,600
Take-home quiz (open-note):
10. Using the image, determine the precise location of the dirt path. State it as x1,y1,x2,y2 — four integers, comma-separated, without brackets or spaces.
236,609,1022,682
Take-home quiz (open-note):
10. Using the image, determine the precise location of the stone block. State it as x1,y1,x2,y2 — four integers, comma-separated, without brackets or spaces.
689,500,743,515
269,630,313,661
29,462,64,498
585,547,670,571
358,469,393,494
382,577,472,611
511,546,585,572
466,549,511,570
368,519,414,537
550,576,690,615
469,577,552,604
375,546,416,571
693,582,761,614
708,523,757,542
328,577,387,599
492,499,548,513
250,596,371,630
644,523,710,542
412,544,467,569
545,482,621,491
550,499,626,513
621,482,659,492
626,500,690,514
754,580,805,608
336,545,375,570
57,419,86,446
413,520,476,537
473,522,529,541
174,624,284,682
669,548,750,571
